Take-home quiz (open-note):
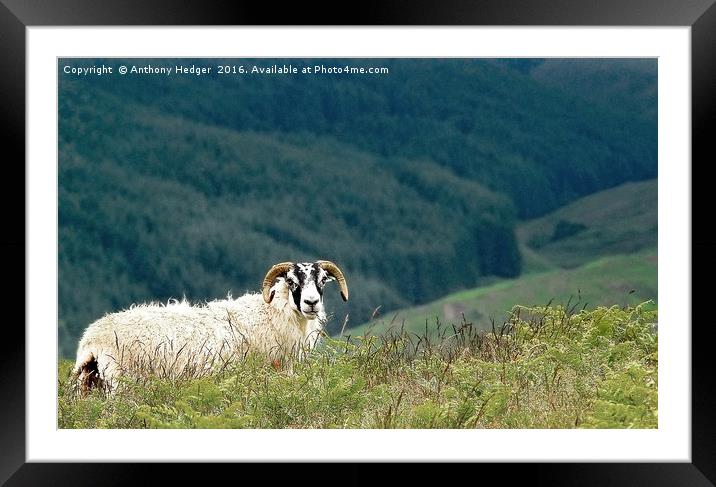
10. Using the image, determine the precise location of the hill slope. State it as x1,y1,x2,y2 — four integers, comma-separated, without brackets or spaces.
349,250,657,336
59,58,657,357
63,58,657,218
518,179,657,270
531,59,657,124
58,86,519,355
350,180,657,335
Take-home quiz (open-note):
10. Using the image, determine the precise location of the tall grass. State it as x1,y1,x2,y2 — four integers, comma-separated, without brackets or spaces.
58,303,657,429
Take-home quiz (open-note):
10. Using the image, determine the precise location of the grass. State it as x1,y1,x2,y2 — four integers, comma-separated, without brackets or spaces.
348,179,657,337
517,179,657,270
58,303,657,429
350,250,656,337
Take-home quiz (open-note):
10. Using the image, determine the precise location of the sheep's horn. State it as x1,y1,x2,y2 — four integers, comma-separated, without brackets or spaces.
317,260,349,302
262,262,294,303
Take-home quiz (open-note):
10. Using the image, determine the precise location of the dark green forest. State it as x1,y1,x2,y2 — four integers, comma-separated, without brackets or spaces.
58,58,657,357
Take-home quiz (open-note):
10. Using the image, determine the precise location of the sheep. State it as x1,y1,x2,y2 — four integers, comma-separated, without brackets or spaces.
71,260,349,393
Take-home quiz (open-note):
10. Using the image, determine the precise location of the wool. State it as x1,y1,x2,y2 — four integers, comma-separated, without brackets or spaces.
73,279,324,392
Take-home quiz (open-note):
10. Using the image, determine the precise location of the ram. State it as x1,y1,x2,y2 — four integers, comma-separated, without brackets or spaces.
72,260,349,393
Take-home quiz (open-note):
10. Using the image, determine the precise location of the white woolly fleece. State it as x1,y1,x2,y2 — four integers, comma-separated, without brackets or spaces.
72,280,325,390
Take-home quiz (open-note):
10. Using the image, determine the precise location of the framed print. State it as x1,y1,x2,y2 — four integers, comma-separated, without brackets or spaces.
4,0,715,484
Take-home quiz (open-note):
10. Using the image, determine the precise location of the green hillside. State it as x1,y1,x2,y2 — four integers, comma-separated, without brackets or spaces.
531,59,657,123
58,88,518,355
59,58,656,357
349,250,657,336
69,58,656,219
518,179,657,270
350,180,657,336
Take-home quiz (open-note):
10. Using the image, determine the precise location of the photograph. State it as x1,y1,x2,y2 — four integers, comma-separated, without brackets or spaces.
0,0,710,476
57,57,658,430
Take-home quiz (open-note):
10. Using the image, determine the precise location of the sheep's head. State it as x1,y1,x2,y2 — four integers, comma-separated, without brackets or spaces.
262,261,349,320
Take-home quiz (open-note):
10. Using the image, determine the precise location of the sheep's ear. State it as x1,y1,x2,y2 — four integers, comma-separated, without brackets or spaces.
269,290,276,302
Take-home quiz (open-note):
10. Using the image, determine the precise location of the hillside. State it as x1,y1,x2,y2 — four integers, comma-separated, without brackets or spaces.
58,58,657,357
531,59,657,124
65,58,657,219
350,180,657,336
518,179,657,270
58,90,518,355
349,250,657,336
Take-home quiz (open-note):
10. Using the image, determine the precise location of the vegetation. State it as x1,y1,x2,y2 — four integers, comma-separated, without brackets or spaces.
57,60,658,430
58,58,657,357
58,304,657,429
518,179,657,269
350,250,656,337
530,59,657,124
351,179,657,336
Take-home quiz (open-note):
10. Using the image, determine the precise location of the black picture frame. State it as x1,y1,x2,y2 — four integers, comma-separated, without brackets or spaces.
3,0,714,484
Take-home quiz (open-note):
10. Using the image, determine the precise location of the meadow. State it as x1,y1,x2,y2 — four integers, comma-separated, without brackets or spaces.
58,303,657,429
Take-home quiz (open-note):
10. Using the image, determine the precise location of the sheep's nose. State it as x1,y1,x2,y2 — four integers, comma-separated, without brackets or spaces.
303,298,319,307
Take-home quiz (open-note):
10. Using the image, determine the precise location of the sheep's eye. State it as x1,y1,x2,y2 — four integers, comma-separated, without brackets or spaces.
319,277,327,286
286,279,297,288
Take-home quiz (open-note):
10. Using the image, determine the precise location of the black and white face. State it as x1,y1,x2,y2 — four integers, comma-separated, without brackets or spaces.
283,262,336,319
